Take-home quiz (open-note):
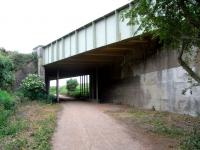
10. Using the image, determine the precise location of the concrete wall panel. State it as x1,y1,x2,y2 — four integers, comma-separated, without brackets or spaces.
78,29,86,53
70,34,76,56
64,37,71,58
99,49,200,116
48,46,51,64
96,20,106,47
58,40,63,59
44,48,48,64
119,9,131,40
86,25,93,50
53,43,57,62
106,15,116,44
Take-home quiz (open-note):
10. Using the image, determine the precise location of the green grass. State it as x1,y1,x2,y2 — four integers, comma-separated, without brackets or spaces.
50,84,89,98
0,100,60,150
50,85,68,95
123,109,185,137
49,86,56,95
0,119,28,138
31,114,56,150
108,107,200,149
5,138,28,150
150,119,184,137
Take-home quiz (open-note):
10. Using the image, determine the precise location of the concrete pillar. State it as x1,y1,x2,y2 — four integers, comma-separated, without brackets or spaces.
83,75,85,96
91,74,94,99
86,75,88,97
45,76,50,94
96,68,99,102
56,70,59,102
33,46,45,79
89,75,91,99
80,76,82,96
81,76,83,96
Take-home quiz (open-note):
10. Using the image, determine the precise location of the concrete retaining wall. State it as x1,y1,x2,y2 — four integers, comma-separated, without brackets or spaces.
100,48,200,116
14,61,37,90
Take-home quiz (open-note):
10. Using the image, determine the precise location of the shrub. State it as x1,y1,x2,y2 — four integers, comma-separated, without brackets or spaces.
0,90,15,110
20,74,45,100
66,79,78,92
0,53,14,90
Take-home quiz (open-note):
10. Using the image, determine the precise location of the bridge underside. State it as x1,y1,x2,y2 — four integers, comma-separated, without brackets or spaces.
44,34,159,102
45,35,158,79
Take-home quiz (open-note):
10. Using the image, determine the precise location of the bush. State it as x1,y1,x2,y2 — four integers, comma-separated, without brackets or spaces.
20,74,45,100
0,53,14,90
66,79,78,92
0,90,15,110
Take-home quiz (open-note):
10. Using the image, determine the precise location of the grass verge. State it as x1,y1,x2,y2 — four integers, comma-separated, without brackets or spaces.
0,101,60,150
107,107,200,149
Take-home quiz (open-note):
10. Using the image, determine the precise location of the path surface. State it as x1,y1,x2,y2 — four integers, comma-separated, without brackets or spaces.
52,101,151,150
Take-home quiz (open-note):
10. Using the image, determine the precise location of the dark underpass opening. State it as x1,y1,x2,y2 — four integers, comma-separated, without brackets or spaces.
49,75,94,101
44,35,159,103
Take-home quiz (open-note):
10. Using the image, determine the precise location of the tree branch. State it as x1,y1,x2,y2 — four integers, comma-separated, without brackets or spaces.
178,43,200,83
182,83,200,94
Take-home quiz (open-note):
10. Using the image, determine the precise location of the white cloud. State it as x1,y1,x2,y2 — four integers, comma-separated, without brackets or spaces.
0,0,129,53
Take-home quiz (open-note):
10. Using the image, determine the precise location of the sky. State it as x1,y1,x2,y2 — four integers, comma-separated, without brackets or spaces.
0,0,129,53
50,76,89,87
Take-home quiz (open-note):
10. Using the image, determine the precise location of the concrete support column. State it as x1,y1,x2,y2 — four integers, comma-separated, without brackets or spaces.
81,76,83,96
83,75,85,96
56,70,59,102
89,75,91,99
96,68,99,102
92,74,95,99
45,76,50,94
86,75,88,97
80,76,82,96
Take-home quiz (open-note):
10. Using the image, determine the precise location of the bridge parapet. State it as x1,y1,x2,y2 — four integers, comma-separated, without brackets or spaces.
42,3,141,66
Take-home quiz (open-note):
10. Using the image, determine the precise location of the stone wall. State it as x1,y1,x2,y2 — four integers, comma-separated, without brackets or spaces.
100,48,200,116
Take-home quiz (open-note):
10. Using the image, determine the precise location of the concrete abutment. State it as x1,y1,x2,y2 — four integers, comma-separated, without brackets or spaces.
40,43,200,116
97,48,200,116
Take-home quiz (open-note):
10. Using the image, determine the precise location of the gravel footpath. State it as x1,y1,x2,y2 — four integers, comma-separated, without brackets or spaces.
52,101,151,150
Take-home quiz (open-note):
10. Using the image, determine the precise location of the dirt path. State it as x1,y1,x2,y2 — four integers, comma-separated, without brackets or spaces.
52,101,153,150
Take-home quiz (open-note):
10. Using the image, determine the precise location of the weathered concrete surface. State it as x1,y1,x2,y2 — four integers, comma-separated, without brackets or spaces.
52,101,151,150
100,49,200,116
14,61,37,89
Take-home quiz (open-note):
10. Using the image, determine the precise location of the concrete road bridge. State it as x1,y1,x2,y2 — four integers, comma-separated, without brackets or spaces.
34,3,200,116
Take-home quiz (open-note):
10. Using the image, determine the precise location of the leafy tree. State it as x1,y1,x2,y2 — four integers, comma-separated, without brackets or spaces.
66,79,78,92
0,52,14,90
123,0,200,93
